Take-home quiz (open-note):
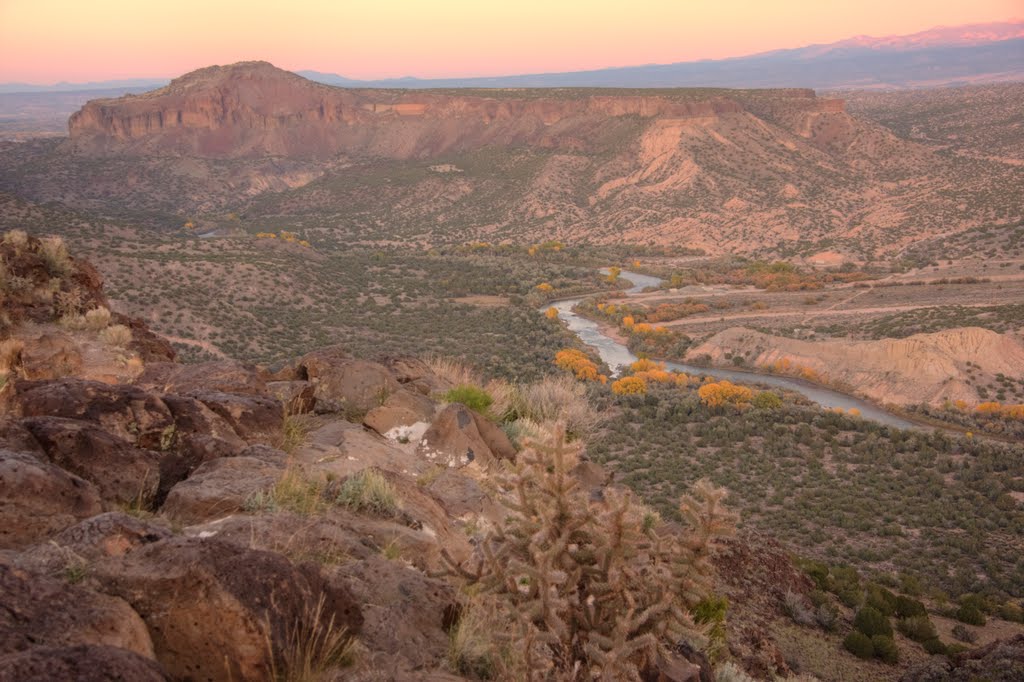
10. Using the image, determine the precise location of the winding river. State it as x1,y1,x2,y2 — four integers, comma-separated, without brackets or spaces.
546,270,920,430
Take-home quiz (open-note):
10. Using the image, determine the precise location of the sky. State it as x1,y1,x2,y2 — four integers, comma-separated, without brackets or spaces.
0,0,1020,83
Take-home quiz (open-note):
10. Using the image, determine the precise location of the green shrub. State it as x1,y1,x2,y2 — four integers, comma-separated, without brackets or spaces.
444,384,493,413
897,616,936,643
951,623,977,643
865,584,897,617
334,469,397,517
843,631,874,659
854,606,892,637
955,605,986,626
692,595,729,662
871,635,899,664
922,638,947,655
998,602,1024,623
752,391,783,410
895,595,927,618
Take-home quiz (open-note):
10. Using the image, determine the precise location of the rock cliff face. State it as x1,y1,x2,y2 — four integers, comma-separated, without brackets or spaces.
67,61,843,159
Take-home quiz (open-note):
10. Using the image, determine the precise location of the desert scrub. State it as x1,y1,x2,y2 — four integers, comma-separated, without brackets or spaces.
99,324,132,348
39,236,72,277
510,374,602,442
442,426,735,680
84,306,112,330
443,385,493,413
334,468,397,517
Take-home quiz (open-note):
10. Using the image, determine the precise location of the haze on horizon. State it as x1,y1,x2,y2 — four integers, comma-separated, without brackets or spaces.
0,0,1020,84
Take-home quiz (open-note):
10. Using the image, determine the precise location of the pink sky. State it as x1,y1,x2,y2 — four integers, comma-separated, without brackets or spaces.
0,0,1019,83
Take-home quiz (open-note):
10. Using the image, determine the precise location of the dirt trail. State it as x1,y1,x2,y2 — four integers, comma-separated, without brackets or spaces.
663,301,998,328
163,335,228,358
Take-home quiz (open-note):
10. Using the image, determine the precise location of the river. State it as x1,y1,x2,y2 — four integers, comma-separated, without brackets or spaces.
545,270,919,430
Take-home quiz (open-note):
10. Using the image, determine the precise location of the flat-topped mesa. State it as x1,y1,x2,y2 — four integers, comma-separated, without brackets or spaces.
66,61,840,159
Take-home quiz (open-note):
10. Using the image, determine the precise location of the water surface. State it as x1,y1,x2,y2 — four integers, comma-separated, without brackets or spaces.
547,270,919,430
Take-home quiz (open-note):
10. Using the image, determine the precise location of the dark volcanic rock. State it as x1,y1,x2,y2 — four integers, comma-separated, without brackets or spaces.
22,417,161,506
0,449,102,549
14,379,175,450
0,644,166,682
0,559,154,659
162,453,285,524
92,536,362,681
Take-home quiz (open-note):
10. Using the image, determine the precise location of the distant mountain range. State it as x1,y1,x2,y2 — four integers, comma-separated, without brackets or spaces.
2,20,1021,94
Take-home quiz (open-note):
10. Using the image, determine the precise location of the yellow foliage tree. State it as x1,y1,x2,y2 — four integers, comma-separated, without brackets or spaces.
544,307,560,320
698,381,753,409
535,282,554,292
606,266,621,283
611,376,647,395
554,349,599,382
629,358,659,373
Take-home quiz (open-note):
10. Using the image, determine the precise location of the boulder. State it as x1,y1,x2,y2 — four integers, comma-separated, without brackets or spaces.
0,419,44,455
0,644,166,682
136,360,266,396
417,403,502,468
0,559,154,659
162,453,286,524
187,390,283,444
381,356,433,384
92,537,363,681
118,314,176,363
22,417,161,506
337,555,456,671
296,345,351,380
471,411,516,461
17,332,82,380
298,350,400,415
14,379,174,450
363,389,435,438
292,419,430,479
0,449,102,549
266,380,316,414
15,513,172,576
156,394,249,500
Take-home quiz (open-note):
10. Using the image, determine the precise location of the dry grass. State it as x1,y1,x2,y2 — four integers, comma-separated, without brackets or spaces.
98,323,132,347
270,592,356,682
273,468,329,516
38,236,71,277
515,374,602,441
334,469,397,517
447,596,507,679
2,229,28,250
423,353,480,388
279,412,315,454
484,377,516,422
84,306,112,331
0,337,24,376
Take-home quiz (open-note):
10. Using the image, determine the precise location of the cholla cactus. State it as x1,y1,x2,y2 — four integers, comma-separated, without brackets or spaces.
443,425,735,680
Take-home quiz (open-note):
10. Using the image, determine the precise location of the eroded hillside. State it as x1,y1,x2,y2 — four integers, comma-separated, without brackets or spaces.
1,62,1020,257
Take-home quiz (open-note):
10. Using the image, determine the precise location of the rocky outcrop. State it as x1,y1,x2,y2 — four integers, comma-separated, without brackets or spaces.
22,417,162,506
298,350,401,416
0,559,154,659
418,403,515,468
0,449,102,549
91,536,362,681
162,450,285,524
66,61,846,162
0,644,166,682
